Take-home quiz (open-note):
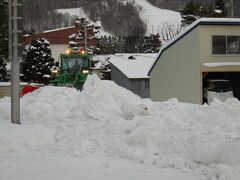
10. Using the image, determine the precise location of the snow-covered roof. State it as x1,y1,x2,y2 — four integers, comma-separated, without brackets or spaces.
109,53,157,79
203,62,240,67
23,26,76,37
42,26,76,34
148,18,240,76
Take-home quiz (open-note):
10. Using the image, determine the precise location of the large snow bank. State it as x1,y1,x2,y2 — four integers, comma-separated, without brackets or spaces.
0,124,55,153
0,75,240,179
0,154,198,180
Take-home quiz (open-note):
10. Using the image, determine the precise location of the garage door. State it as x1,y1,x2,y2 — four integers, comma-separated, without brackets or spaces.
201,63,240,103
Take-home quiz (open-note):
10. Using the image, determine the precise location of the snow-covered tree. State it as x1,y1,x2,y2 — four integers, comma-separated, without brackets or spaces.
181,1,203,26
124,28,145,53
160,22,182,41
21,38,54,84
0,0,8,58
214,0,228,17
0,0,8,82
69,17,101,54
181,0,227,27
141,34,162,53
94,36,108,54
95,35,124,54
0,56,7,81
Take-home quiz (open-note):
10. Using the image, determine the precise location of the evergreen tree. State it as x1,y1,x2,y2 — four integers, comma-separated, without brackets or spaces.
94,35,117,54
124,28,145,53
21,38,54,84
95,35,126,54
95,33,162,54
94,36,107,54
0,0,8,81
0,56,7,81
142,34,162,53
181,1,203,26
69,17,101,54
214,0,228,17
0,0,8,58
114,36,124,53
181,0,227,26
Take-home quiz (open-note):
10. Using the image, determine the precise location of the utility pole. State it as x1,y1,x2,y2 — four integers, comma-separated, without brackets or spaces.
84,18,87,52
74,17,88,52
230,0,234,17
9,0,22,124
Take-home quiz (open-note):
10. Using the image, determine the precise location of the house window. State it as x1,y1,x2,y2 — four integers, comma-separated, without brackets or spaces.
212,35,240,55
227,36,240,54
212,36,226,54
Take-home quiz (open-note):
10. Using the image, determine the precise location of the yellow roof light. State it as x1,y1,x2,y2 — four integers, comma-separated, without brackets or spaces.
65,49,71,54
80,50,85,55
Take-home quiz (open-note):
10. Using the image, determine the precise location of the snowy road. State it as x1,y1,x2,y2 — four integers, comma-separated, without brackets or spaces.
0,154,199,180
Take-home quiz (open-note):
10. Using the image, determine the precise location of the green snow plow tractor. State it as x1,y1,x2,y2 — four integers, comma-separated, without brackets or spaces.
50,50,91,90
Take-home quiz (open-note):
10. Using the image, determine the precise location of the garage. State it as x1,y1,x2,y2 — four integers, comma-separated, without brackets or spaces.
201,63,240,104
148,18,240,104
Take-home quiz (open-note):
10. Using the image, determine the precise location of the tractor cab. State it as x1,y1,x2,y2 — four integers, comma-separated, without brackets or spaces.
60,54,89,74
50,49,91,90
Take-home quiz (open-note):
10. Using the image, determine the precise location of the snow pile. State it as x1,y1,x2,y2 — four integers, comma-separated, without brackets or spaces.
0,75,240,179
0,124,55,153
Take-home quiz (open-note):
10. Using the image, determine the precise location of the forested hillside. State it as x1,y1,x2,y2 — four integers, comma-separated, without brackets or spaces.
83,0,146,36
146,0,215,10
22,0,240,36
22,0,146,36
146,0,240,16
22,0,96,32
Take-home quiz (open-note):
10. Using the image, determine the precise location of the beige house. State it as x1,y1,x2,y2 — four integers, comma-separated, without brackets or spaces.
148,18,240,104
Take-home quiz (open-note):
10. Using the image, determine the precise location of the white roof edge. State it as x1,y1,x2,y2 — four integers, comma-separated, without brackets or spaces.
148,18,240,75
24,26,76,37
203,62,240,67
43,26,76,33
114,53,157,59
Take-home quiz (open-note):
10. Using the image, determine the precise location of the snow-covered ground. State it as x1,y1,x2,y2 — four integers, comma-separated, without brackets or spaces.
133,0,181,35
0,75,240,180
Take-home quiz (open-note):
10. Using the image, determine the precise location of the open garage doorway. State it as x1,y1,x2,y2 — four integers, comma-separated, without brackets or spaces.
201,64,240,104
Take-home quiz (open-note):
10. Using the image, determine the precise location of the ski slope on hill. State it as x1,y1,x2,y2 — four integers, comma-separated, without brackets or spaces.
133,0,181,34
57,0,181,36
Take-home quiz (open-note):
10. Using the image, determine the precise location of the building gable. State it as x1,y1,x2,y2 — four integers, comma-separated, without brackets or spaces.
148,18,240,76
